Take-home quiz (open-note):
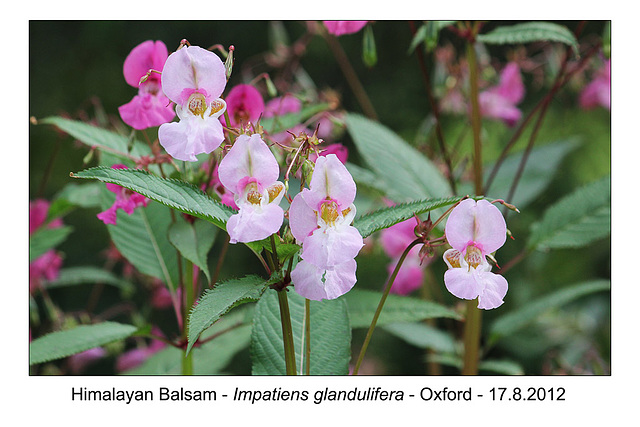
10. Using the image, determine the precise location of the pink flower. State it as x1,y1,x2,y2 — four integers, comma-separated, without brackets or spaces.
264,94,302,117
158,45,228,161
224,84,265,128
442,199,508,310
380,219,424,295
579,59,610,110
200,162,239,210
290,154,364,300
217,134,285,243
118,40,176,130
323,21,368,36
479,62,525,126
29,199,64,293
310,143,349,164
96,165,149,225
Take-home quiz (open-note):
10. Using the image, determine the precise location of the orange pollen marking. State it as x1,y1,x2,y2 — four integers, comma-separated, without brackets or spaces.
464,245,483,269
209,99,226,117
341,207,351,217
320,200,340,225
445,249,462,269
268,185,283,203
245,182,263,205
187,93,207,117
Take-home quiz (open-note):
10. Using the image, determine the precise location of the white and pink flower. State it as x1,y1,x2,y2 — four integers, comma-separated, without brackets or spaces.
158,45,228,161
218,134,285,244
96,165,149,225
442,199,508,310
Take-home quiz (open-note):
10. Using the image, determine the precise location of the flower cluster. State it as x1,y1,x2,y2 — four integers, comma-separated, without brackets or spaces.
380,218,425,295
96,165,149,225
442,199,508,309
579,59,610,111
289,155,364,300
29,199,64,293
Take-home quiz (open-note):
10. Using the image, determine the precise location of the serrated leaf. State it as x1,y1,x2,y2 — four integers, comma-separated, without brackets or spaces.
169,219,218,283
344,289,461,328
187,275,268,354
251,289,351,375
353,196,465,238
72,166,235,230
346,113,452,203
39,116,150,160
261,103,330,136
47,266,134,293
477,21,579,56
488,279,610,346
30,322,138,365
101,190,179,289
29,225,73,262
527,175,610,250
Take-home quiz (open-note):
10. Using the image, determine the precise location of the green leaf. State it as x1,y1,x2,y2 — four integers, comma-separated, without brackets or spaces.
485,138,581,209
46,266,134,293
346,113,452,203
382,322,456,353
488,280,610,346
29,225,73,262
477,21,579,56
187,275,269,354
353,196,464,238
55,182,103,209
344,289,461,328
168,219,218,283
30,322,138,365
527,175,610,251
39,116,150,160
72,166,235,230
251,289,351,375
260,103,330,136
408,21,456,54
102,193,180,289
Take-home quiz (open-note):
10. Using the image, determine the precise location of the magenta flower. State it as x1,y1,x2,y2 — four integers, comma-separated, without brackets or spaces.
116,332,166,373
323,21,368,36
68,347,107,374
97,165,149,225
442,199,508,310
118,40,175,130
380,218,424,295
158,45,228,161
218,134,285,244
289,154,364,300
479,62,525,127
310,143,349,165
29,199,64,293
579,59,610,110
224,84,265,128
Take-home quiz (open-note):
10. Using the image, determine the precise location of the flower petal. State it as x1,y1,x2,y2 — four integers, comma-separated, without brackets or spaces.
226,203,284,244
303,154,357,211
443,268,482,301
289,192,318,243
161,45,226,105
301,224,363,268
118,93,175,130
323,21,368,36
291,259,357,301
158,112,224,162
445,199,506,255
476,271,508,310
473,200,507,254
123,40,168,88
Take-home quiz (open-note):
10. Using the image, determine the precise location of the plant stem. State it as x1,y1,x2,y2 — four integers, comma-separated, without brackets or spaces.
463,24,483,376
305,298,311,375
277,289,297,375
182,259,194,375
322,30,379,121
352,238,420,375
